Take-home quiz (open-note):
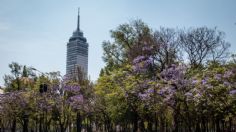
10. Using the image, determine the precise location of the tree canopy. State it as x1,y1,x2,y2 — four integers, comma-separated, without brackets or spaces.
0,20,235,132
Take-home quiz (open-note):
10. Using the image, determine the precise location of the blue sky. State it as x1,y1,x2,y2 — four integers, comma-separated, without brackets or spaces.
0,0,236,86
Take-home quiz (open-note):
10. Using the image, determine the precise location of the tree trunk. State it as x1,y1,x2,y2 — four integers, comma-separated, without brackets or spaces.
216,118,220,132
76,112,82,132
155,113,158,132
11,119,16,132
133,113,138,132
160,116,165,132
201,117,206,132
23,118,29,132
60,124,65,132
173,112,179,132
139,120,145,132
229,118,232,132
195,122,200,132
39,117,42,132
147,121,152,132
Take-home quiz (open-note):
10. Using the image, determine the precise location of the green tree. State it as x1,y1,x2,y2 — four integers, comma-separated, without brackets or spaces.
4,62,22,91
102,20,153,72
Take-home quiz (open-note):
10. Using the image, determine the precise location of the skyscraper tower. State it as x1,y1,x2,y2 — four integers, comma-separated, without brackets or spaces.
66,8,88,76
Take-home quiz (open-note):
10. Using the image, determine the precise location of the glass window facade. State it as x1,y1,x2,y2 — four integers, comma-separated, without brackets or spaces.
66,10,88,77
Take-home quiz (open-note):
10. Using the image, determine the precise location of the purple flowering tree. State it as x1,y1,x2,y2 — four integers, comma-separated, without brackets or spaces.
0,91,31,132
61,73,93,132
185,63,236,131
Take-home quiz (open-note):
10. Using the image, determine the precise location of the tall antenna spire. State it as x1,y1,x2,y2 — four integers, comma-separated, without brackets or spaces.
77,7,80,31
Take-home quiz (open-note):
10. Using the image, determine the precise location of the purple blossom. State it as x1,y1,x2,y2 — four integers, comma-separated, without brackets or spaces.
167,87,176,94
132,56,153,72
69,95,84,103
133,56,146,64
214,74,222,80
158,89,165,96
223,81,231,87
223,70,233,78
160,64,186,82
138,93,149,100
142,46,153,52
64,85,80,93
145,57,153,65
229,90,236,95
201,79,207,85
192,79,198,85
132,65,147,73
67,95,84,110
147,88,154,93
185,92,193,97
